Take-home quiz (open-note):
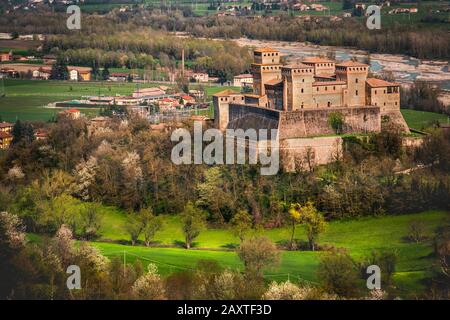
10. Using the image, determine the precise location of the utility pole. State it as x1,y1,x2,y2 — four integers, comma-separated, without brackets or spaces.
123,251,126,278
181,48,185,77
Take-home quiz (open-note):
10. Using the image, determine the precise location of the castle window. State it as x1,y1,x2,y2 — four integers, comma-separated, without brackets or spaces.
356,90,358,96
333,86,335,90
375,90,377,94
355,78,358,83
395,102,398,105
384,102,386,106
317,87,319,91
301,88,304,93
325,87,328,91
327,102,331,107
302,79,305,82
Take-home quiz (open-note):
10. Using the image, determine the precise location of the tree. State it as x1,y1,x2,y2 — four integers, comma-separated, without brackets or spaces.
140,208,162,247
237,236,280,278
318,252,361,298
328,112,344,134
125,214,143,246
50,58,69,80
300,201,326,251
132,264,166,299
230,209,253,242
288,203,302,250
11,120,35,145
180,202,206,249
79,202,102,240
101,67,110,80
289,201,326,251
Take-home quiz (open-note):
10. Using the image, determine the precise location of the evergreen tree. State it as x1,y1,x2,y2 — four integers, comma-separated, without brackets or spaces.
50,58,69,80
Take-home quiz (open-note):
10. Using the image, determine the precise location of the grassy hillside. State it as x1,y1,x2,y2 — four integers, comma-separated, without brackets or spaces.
88,207,448,296
401,109,450,131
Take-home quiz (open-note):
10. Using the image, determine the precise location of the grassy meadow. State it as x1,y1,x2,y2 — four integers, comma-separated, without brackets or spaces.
401,109,450,131
57,200,448,296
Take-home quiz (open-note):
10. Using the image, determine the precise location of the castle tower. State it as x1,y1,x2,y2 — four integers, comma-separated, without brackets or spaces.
213,90,244,131
335,61,368,107
302,57,336,77
252,48,282,97
281,64,315,111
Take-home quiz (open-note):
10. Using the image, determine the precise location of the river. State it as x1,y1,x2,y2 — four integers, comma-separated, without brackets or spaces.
234,38,450,92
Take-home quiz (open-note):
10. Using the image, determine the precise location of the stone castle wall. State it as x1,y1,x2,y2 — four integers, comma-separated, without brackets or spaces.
278,106,381,139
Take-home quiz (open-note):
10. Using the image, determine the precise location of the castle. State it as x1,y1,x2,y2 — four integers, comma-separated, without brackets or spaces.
213,47,409,170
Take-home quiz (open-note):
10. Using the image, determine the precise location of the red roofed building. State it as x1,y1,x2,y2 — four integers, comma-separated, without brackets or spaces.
0,131,13,149
180,95,195,105
61,108,81,120
158,97,179,110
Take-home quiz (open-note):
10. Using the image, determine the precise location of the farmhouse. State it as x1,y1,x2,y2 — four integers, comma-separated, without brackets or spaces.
60,108,81,120
109,72,129,82
0,51,13,62
68,67,92,81
213,47,409,170
233,74,254,87
0,122,13,149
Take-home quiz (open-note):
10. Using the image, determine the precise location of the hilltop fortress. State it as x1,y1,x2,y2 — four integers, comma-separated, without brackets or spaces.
213,47,410,170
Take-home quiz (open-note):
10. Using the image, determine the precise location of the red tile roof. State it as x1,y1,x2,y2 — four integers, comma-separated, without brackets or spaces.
336,60,369,68
0,132,12,139
254,47,279,53
213,89,241,97
0,122,13,129
282,63,313,70
303,57,334,64
366,78,399,88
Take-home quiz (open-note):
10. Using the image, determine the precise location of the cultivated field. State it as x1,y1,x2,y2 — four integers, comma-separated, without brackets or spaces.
0,79,232,122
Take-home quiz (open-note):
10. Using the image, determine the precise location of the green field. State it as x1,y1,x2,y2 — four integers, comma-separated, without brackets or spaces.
0,79,232,122
83,206,449,295
401,109,450,131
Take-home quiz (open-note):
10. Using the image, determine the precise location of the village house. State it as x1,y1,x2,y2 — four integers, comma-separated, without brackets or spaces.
158,97,180,110
189,89,205,100
0,122,13,134
43,55,57,65
0,51,13,62
180,95,196,106
34,129,48,141
114,96,142,106
310,4,328,11
233,74,254,87
0,131,13,149
32,68,51,80
69,67,92,81
0,122,14,149
292,3,310,11
60,108,81,120
109,72,129,82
